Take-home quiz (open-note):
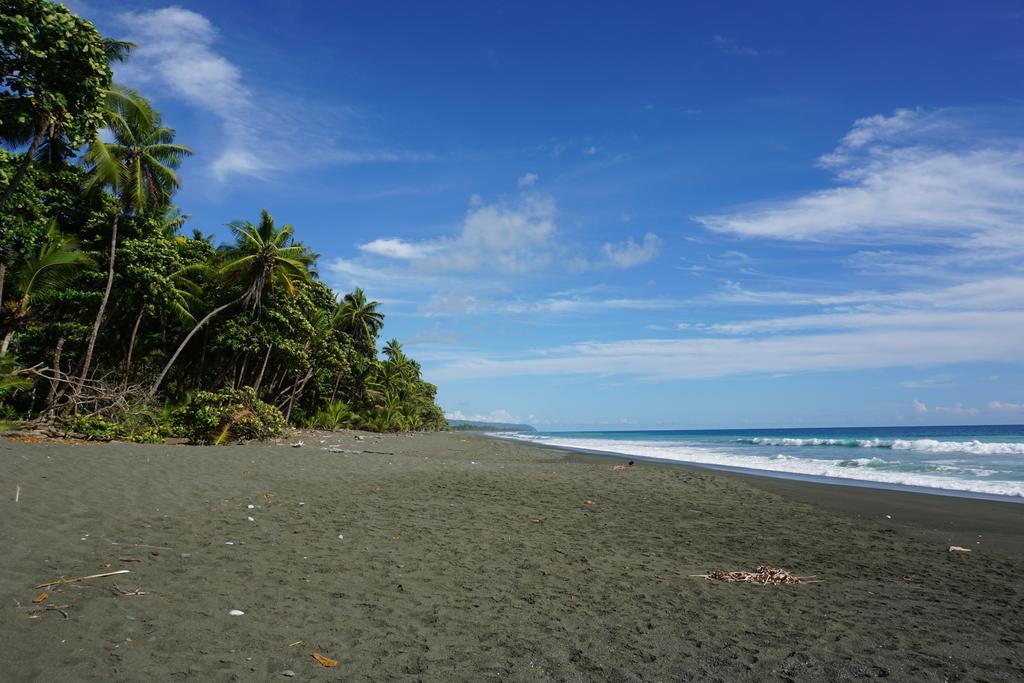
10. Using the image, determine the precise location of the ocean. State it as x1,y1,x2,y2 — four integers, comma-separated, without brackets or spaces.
495,425,1024,500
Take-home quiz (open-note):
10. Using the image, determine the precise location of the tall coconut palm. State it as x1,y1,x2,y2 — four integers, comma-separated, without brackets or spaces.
337,287,384,351
72,87,191,402
148,209,315,398
1,220,93,356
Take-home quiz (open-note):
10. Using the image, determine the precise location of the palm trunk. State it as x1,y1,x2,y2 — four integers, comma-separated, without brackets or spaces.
0,128,43,211
253,345,272,393
0,261,6,308
330,372,342,403
285,369,314,422
45,335,66,418
70,213,119,404
237,354,249,388
148,296,241,399
0,329,14,356
124,307,145,380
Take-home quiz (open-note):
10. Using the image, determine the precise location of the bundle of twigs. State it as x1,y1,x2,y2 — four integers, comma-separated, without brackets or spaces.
692,565,817,585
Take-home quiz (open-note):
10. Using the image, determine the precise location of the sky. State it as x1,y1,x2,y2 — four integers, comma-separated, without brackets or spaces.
69,0,1024,429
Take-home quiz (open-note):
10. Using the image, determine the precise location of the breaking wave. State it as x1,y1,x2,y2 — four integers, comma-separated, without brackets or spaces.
737,437,1024,455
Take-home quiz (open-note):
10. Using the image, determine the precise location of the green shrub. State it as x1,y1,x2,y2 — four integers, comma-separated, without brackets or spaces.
173,386,286,444
309,400,356,430
67,413,167,443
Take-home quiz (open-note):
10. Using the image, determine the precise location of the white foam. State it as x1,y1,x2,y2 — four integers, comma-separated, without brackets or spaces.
890,439,1024,455
497,434,1024,498
739,436,1024,455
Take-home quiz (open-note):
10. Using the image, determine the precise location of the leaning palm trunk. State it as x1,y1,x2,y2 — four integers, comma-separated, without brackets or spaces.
148,295,242,399
69,214,119,407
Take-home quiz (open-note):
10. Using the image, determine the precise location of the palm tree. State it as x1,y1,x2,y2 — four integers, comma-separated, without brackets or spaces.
337,288,384,351
0,221,93,355
72,87,191,402
382,338,404,362
147,209,315,398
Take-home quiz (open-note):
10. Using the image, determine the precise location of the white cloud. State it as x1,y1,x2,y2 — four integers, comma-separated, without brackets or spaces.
422,293,682,317
712,34,761,57
712,277,1024,311
445,409,521,423
694,109,1024,261
583,146,598,156
428,311,1024,382
934,403,980,416
988,400,1024,413
115,7,423,180
912,399,928,415
901,375,954,389
359,238,438,260
341,193,556,276
352,190,663,279
601,233,663,268
517,172,539,188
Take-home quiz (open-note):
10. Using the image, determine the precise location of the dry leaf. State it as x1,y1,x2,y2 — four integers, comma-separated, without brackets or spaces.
32,593,49,603
311,652,338,667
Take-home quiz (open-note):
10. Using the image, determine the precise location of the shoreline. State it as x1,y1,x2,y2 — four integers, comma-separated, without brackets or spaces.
489,432,1024,504
520,435,1024,557
2,430,1022,679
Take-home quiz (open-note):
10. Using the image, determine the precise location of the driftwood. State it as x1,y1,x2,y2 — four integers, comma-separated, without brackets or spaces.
35,569,130,589
692,565,818,585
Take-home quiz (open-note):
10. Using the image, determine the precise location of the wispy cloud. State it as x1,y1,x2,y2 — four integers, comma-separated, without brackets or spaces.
711,34,761,57
428,311,1024,382
989,400,1024,413
421,293,683,317
445,409,521,423
694,109,1024,262
900,375,955,389
115,7,427,181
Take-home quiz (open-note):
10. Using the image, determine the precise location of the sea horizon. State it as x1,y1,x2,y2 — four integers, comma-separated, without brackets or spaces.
494,423,1024,502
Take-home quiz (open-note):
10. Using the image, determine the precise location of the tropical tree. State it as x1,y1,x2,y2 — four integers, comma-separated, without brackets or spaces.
148,209,315,398
73,87,191,402
0,0,118,209
0,219,92,355
336,287,384,353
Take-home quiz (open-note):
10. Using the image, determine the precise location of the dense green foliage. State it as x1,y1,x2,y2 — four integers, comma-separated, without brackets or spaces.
0,0,117,210
0,1,446,440
173,387,286,444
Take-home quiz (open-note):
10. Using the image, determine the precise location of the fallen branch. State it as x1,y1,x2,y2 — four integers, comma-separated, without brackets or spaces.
691,565,818,585
35,569,130,589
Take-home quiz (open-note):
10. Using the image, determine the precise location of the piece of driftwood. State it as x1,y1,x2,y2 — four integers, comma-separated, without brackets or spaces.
28,603,71,620
691,565,818,585
35,569,130,589
948,546,972,553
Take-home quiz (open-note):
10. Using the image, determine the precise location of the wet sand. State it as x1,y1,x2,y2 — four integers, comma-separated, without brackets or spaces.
1,431,1022,681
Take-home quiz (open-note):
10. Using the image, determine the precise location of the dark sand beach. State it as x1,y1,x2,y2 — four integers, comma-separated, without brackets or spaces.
1,431,1022,681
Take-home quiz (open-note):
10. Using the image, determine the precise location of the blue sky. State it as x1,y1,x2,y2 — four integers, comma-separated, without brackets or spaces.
72,1,1024,429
